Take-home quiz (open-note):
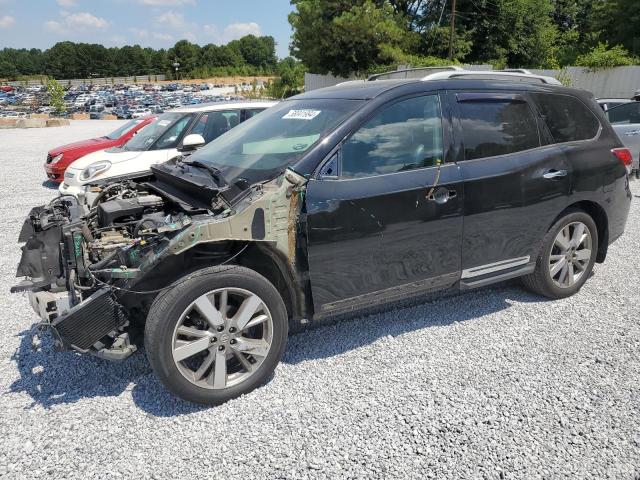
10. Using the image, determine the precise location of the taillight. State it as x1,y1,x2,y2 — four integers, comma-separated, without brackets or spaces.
611,148,633,174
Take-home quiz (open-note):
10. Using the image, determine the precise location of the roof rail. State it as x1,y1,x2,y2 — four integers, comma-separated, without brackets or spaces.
367,65,463,81
421,70,562,85
498,68,532,74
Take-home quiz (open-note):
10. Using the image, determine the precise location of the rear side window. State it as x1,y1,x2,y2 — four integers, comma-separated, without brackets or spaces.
458,99,540,160
532,93,600,143
606,102,640,125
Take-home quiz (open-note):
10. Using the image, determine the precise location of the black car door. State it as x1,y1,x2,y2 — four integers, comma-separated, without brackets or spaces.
304,93,464,316
450,91,571,287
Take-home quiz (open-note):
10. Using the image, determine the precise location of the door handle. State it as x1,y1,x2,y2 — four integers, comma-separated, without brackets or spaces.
542,169,567,179
426,187,456,204
624,130,640,136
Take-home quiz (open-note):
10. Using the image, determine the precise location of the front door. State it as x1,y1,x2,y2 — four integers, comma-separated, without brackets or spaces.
304,93,464,316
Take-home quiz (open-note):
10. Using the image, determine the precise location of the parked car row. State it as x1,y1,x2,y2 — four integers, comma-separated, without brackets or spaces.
14,69,633,406
0,81,255,118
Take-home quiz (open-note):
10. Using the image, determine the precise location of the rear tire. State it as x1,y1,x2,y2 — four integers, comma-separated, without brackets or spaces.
144,265,288,405
522,210,598,299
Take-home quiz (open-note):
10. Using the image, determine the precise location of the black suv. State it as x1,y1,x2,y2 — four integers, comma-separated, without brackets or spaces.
14,71,632,404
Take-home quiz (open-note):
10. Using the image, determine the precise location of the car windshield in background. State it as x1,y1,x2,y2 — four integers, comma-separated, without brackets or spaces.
105,118,144,140
188,99,364,184
123,112,192,151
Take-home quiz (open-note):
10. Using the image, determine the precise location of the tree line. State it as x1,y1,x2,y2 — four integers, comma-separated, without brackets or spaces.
289,0,640,77
0,34,280,80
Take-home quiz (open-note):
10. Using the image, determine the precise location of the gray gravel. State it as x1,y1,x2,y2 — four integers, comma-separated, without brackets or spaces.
1,122,639,480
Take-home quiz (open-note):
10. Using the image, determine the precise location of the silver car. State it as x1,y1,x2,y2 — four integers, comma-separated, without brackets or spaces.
606,101,640,177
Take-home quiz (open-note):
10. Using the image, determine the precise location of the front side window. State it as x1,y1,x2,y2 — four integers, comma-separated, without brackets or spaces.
190,110,241,143
123,112,192,151
458,98,540,160
532,93,600,143
341,95,443,178
151,114,194,150
607,101,640,125
105,119,144,140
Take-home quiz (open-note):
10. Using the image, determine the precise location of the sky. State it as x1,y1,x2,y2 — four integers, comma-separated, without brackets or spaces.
0,0,295,58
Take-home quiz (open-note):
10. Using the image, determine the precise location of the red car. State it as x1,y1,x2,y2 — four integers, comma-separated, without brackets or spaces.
44,116,156,183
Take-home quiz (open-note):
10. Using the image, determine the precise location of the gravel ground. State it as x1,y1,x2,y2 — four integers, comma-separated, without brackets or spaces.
0,122,639,480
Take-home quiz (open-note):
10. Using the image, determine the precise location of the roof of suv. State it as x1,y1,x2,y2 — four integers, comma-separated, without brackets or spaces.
171,100,278,113
294,75,584,101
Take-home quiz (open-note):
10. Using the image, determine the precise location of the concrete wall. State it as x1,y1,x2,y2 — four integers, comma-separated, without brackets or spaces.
306,65,640,98
8,75,167,87
530,67,640,98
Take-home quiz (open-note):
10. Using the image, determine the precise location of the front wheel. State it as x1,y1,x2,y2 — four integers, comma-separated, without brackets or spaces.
144,266,288,405
522,210,598,299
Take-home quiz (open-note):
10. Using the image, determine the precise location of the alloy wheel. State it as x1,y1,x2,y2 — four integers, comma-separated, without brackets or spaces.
548,221,592,289
171,288,274,389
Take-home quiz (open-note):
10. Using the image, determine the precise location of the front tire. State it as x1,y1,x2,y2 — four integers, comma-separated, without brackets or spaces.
522,210,598,299
144,265,288,405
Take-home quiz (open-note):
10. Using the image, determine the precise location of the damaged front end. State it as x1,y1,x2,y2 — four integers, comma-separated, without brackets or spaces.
13,162,308,361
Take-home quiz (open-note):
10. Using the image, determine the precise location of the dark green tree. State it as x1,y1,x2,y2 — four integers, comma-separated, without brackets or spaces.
289,0,415,76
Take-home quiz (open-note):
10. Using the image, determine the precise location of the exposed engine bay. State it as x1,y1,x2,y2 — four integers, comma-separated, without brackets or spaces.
13,160,307,360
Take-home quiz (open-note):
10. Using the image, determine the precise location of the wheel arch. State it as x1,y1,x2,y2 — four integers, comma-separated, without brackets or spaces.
551,200,609,263
119,240,306,327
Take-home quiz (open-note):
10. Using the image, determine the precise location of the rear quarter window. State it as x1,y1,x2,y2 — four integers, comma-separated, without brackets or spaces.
532,93,600,143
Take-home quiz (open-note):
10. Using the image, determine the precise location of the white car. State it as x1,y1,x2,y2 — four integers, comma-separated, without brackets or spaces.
59,101,277,205
131,108,152,119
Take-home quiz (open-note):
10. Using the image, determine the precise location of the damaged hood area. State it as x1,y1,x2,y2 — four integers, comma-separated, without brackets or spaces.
12,166,307,355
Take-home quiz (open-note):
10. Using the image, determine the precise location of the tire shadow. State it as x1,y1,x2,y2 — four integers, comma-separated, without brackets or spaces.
41,180,59,190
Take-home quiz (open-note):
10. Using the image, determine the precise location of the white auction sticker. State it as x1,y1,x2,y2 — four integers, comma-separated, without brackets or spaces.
158,120,171,127
282,109,321,120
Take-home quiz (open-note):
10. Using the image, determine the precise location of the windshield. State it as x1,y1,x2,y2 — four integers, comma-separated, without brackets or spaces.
105,119,145,140
123,112,192,151
188,99,364,184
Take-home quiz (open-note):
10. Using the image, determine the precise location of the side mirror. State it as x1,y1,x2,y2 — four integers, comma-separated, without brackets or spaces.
181,134,205,151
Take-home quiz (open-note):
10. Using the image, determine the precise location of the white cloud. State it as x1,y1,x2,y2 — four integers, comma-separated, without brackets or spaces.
130,27,173,43
65,12,108,29
153,32,173,41
109,34,127,44
0,15,15,28
44,20,64,33
221,22,261,43
45,11,109,32
138,0,194,4
155,11,190,30
56,0,76,6
203,24,217,37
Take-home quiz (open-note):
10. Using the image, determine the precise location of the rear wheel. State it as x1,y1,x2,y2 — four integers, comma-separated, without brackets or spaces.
522,211,598,299
145,266,288,405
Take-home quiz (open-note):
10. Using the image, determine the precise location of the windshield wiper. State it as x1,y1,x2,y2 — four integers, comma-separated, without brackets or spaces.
181,159,228,187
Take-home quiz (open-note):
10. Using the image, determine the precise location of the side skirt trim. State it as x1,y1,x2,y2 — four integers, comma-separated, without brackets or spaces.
461,256,530,279
460,262,535,290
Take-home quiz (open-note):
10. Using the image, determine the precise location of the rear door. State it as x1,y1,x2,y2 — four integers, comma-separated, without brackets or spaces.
305,93,464,315
606,101,640,171
450,91,570,285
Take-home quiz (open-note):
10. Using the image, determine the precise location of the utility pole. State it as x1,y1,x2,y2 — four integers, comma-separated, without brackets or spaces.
448,0,456,61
